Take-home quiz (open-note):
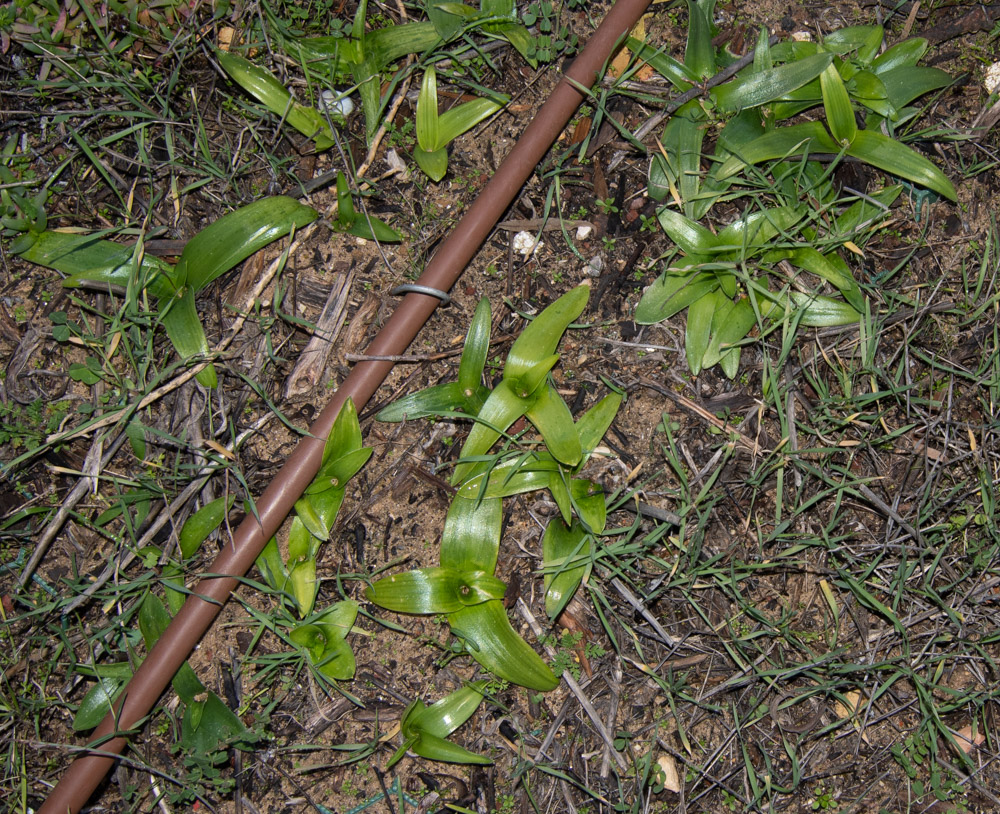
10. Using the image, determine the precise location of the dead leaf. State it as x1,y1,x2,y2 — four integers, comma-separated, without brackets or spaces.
951,724,985,755
833,690,871,745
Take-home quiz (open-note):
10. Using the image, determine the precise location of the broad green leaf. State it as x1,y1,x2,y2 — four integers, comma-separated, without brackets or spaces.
294,496,329,541
878,66,952,110
717,121,840,179
543,518,591,619
180,196,317,292
448,600,558,690
16,230,174,298
823,26,882,61
73,676,129,731
758,289,862,326
256,535,289,594
847,70,894,119
684,0,715,78
714,206,803,254
507,354,560,401
411,731,492,765
712,52,833,113
575,392,623,455
685,289,718,376
783,247,864,311
343,213,404,243
366,567,506,615
158,285,216,388
374,381,488,422
438,96,505,146
821,64,857,145
457,458,554,499
321,397,363,465
703,295,756,370
414,145,449,182
179,495,234,560
648,152,671,202
753,25,772,72
846,130,956,201
458,297,492,392
835,185,901,234
871,38,927,74
504,286,589,380
454,379,538,484
286,515,314,562
217,51,335,150
524,383,582,467
288,558,318,618
634,269,720,324
658,101,707,214
179,692,257,758
569,478,606,532
439,485,502,573
416,67,441,152
657,207,719,255
138,590,172,647
404,680,487,739
314,636,356,680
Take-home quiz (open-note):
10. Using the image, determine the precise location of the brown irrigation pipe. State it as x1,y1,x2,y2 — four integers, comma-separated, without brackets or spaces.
38,1,652,810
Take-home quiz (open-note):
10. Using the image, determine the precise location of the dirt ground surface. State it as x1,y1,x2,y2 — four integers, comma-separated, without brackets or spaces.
2,0,1000,812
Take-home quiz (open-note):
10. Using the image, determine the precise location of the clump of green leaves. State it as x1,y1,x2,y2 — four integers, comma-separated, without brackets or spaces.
388,681,492,767
255,399,372,680
370,286,622,690
631,11,955,377
414,66,507,182
12,196,317,388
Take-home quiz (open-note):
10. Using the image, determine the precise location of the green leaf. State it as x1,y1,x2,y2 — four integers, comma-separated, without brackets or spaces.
454,379,536,484
321,397,363,464
458,297,492,393
504,286,589,380
657,207,719,255
634,269,720,324
158,285,216,388
658,102,707,215
783,247,864,311
878,66,952,111
871,38,927,74
404,680,487,739
758,289,862,326
448,600,558,691
712,52,833,113
717,121,840,179
821,64,857,145
543,518,591,618
845,129,956,201
288,558,318,618
714,206,803,255
217,50,335,150
180,196,317,292
414,145,449,182
375,381,487,422
180,692,257,760
179,496,234,560
823,26,882,62
835,185,901,234
685,289,718,376
314,636,356,680
626,36,697,91
138,591,172,647
295,496,329,541
439,485,502,574
411,731,492,765
703,295,756,370
73,676,129,731
366,567,506,615
308,447,373,495
256,535,288,594
438,96,505,147
569,477,606,533
575,392,623,456
684,0,715,78
524,383,582,468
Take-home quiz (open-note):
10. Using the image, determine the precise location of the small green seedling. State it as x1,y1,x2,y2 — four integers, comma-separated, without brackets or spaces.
288,600,360,681
13,196,317,388
73,498,256,769
388,681,491,767
415,67,507,182
256,398,372,618
331,171,403,243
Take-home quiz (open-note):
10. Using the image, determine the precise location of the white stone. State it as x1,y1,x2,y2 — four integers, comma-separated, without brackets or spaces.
575,224,593,240
319,89,354,117
985,62,1000,95
513,231,543,256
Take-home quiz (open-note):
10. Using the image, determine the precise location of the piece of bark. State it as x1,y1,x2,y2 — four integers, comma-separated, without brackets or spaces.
284,270,353,399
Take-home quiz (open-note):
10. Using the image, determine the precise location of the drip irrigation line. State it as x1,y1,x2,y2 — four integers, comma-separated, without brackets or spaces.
37,1,654,811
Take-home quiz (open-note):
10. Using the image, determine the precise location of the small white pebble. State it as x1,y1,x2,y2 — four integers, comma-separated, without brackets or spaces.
585,255,604,277
319,89,354,117
513,231,543,256
985,61,1000,95
575,224,593,240
791,31,812,42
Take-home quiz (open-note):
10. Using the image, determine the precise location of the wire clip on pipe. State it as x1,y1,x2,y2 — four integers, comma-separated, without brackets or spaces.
390,283,452,305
